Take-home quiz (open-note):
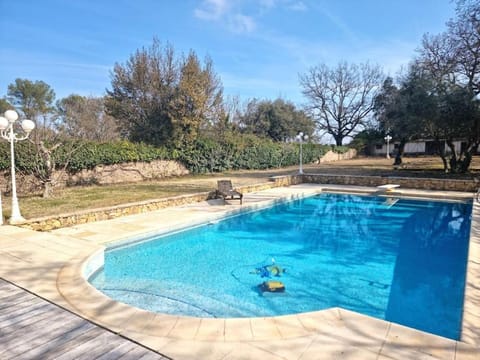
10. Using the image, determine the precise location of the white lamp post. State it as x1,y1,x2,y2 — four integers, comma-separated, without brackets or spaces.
295,132,309,174
0,110,35,224
384,134,392,159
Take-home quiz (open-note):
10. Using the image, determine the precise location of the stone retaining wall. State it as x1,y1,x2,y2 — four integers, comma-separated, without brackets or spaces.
2,160,189,194
68,160,189,186
302,173,476,192
318,149,357,163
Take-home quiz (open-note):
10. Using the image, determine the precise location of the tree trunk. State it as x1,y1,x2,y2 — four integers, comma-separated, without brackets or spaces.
393,139,406,166
439,155,448,172
459,151,473,173
446,140,477,174
334,135,343,146
43,181,53,198
435,140,448,173
446,139,457,173
37,141,61,198
456,142,477,174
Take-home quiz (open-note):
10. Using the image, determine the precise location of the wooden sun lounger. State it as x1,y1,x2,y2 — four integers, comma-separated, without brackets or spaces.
217,180,243,205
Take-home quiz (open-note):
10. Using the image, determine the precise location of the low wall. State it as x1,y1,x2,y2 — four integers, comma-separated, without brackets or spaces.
2,160,189,194
302,173,476,192
318,149,357,163
67,160,189,186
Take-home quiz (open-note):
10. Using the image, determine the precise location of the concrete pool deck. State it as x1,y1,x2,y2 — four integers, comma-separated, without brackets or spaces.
0,184,479,359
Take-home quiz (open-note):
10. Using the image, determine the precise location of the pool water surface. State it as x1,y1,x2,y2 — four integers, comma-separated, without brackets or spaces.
89,193,472,340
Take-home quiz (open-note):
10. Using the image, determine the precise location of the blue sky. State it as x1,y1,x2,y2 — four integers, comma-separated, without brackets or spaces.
0,0,455,105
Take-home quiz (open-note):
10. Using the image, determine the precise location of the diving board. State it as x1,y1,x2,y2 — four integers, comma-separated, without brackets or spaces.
377,184,400,192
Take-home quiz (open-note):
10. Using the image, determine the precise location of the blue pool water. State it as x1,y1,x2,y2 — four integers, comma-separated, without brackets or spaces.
89,193,472,339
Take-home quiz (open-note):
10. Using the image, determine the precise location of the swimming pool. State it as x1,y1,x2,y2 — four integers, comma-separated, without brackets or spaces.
89,193,472,340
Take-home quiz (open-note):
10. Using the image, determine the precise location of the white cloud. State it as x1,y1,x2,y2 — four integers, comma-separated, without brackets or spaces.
288,1,307,12
260,0,277,9
229,14,256,33
194,0,229,21
194,0,256,34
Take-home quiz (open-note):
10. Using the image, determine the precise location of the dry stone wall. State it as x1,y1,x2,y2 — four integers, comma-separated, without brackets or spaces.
68,160,189,185
317,149,357,163
2,160,189,194
302,174,476,192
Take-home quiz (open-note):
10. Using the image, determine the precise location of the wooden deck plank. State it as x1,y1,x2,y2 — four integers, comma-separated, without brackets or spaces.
0,284,32,299
138,350,170,360
0,347,18,359
0,293,36,310
93,340,139,360
1,310,84,356
119,345,166,360
0,280,23,294
0,302,51,329
13,322,98,359
0,306,56,336
43,327,105,360
0,295,42,313
0,289,31,304
1,301,72,337
0,279,169,359
55,332,133,360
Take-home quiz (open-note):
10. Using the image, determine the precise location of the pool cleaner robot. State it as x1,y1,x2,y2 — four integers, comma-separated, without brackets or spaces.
250,259,286,278
251,259,287,292
259,280,285,292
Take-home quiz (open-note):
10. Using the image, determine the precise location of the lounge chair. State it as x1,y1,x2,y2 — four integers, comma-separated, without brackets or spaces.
217,180,243,205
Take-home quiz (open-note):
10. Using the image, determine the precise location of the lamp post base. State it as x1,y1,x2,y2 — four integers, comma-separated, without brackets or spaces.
9,215,26,225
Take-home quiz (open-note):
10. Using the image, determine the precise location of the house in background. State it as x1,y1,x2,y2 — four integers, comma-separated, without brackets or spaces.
372,139,473,157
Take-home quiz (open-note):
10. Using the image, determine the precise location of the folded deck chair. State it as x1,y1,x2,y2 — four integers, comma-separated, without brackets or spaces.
217,180,243,205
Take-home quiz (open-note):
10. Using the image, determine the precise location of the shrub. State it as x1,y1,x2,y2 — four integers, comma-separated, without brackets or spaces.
178,133,331,173
0,135,345,175
0,140,171,173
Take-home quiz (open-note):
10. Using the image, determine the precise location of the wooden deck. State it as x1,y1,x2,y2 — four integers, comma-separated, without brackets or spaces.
0,279,170,359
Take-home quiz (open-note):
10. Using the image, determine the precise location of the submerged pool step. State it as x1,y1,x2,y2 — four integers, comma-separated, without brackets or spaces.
95,279,267,318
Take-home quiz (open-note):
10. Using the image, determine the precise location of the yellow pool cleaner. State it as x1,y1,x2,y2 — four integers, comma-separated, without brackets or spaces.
259,280,285,292
250,264,286,278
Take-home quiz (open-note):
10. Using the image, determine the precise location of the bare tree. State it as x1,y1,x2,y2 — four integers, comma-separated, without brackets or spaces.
56,95,121,141
7,78,61,197
420,0,480,95
418,0,480,172
300,62,384,145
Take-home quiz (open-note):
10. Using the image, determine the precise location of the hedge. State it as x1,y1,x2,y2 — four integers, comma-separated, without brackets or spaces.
0,135,347,175
0,140,171,173
178,134,337,173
